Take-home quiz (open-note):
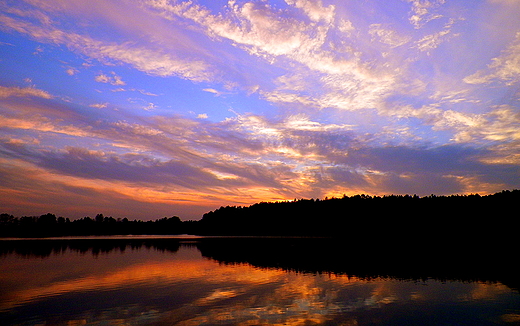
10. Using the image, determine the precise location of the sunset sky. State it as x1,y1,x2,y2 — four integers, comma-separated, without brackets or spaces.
1,0,520,220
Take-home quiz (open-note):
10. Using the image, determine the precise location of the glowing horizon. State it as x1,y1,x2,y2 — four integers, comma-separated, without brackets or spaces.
1,0,519,220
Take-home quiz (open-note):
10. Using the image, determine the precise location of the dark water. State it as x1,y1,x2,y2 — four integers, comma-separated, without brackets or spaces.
1,236,519,325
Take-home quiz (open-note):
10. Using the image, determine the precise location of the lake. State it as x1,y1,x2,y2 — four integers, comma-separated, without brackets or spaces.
1,236,519,325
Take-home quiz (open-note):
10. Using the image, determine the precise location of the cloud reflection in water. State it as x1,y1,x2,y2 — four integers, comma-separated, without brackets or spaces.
0,239,518,326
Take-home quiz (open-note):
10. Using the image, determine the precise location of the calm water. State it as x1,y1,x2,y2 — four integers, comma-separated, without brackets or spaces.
1,237,519,326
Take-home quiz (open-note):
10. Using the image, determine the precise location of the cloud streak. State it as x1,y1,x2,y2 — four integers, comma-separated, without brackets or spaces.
0,86,52,99
464,32,520,86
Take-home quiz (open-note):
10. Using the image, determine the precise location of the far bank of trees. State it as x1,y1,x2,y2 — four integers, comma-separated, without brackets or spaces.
195,190,519,246
1,189,519,239
0,214,187,237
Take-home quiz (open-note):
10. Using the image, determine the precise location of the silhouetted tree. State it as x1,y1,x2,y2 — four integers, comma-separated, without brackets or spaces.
38,213,57,225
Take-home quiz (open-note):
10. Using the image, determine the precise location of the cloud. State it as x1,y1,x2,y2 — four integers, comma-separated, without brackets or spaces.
202,88,222,96
38,147,223,189
89,103,108,109
0,155,217,219
414,20,456,53
386,101,520,145
143,102,157,111
110,87,159,96
0,114,93,138
142,1,422,113
0,0,457,116
369,24,411,48
322,144,520,195
95,72,126,86
0,110,347,204
0,9,216,82
284,0,336,23
145,0,345,76
405,0,446,29
464,32,520,86
0,86,52,99
94,74,109,83
224,113,520,196
2,101,519,218
65,67,79,76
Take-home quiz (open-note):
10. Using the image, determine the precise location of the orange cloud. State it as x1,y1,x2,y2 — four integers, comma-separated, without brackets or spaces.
0,86,52,99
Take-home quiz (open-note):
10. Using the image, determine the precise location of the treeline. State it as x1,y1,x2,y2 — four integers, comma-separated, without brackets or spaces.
0,213,189,237
196,190,519,246
1,189,519,239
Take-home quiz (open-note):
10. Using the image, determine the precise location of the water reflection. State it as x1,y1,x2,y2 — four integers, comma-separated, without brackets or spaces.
1,237,519,326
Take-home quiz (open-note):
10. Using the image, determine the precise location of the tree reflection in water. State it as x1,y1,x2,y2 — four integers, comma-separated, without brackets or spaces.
0,237,519,326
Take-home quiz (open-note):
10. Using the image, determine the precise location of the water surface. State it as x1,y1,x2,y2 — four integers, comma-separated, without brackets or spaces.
1,237,519,325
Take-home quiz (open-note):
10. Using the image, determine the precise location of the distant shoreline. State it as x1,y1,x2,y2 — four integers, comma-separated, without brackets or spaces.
1,189,518,238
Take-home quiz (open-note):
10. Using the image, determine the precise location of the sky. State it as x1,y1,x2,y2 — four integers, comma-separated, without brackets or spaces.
1,0,520,220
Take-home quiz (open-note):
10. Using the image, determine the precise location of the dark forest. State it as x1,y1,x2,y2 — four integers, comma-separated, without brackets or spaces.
1,190,519,242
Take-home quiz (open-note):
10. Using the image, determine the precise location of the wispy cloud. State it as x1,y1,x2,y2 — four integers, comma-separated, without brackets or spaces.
415,18,460,54
202,88,222,96
369,24,411,48
464,32,520,86
0,8,216,82
0,86,52,99
405,0,446,29
89,103,108,109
